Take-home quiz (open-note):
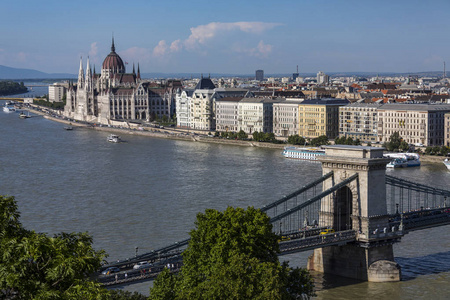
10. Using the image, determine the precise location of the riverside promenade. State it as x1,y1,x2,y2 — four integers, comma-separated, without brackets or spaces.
22,104,448,163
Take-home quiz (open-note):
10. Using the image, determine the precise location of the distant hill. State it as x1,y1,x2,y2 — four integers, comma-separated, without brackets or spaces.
0,65,76,80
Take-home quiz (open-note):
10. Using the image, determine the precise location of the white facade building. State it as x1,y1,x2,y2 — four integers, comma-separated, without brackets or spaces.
273,98,303,137
215,97,242,132
238,97,280,134
49,83,66,102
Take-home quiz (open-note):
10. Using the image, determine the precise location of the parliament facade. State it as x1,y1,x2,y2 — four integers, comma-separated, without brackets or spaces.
64,39,180,125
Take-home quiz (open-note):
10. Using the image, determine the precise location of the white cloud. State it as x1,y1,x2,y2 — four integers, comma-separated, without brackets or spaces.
184,21,281,50
153,40,168,57
120,47,152,63
170,40,182,53
89,42,98,57
231,40,273,58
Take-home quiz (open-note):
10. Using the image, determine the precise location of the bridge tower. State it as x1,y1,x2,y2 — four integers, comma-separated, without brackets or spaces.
307,145,401,282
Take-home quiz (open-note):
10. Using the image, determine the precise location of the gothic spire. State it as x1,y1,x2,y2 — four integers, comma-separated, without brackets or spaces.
137,63,141,79
132,63,135,74
111,36,115,52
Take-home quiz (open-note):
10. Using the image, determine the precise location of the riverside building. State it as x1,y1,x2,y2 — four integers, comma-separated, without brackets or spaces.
64,38,180,125
339,103,382,142
273,98,304,137
377,103,450,146
299,98,349,140
238,97,281,134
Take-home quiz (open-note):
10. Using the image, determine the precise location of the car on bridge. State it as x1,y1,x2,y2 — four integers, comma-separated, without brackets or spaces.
101,267,120,275
133,261,153,270
319,228,335,235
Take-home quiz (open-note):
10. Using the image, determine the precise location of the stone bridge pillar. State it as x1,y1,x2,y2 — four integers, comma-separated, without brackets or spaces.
307,145,401,282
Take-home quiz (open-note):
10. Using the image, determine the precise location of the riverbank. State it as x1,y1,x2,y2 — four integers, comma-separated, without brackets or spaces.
23,105,449,163
25,105,284,149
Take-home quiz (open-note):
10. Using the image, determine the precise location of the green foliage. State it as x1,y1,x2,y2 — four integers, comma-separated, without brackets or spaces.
252,131,277,143
149,206,315,299
399,140,409,152
237,129,248,140
334,136,362,146
385,132,402,151
0,80,28,96
0,195,109,299
108,289,147,300
287,135,306,146
310,135,329,147
33,99,65,110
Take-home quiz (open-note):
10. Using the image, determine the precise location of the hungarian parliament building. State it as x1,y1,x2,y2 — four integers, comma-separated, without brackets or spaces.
63,38,181,125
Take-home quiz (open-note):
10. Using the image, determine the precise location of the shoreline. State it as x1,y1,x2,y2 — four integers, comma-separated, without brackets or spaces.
23,105,448,164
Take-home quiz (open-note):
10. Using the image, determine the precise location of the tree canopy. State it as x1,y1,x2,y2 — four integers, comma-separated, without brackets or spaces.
149,206,314,300
0,195,137,299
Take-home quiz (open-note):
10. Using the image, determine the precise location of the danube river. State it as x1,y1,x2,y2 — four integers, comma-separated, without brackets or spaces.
0,100,449,299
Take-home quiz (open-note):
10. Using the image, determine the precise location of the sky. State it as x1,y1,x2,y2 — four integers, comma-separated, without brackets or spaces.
1,0,450,75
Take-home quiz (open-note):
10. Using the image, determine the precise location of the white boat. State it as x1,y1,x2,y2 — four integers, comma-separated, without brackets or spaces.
3,105,16,113
19,112,30,119
107,134,121,143
385,153,421,168
282,147,326,161
443,158,450,170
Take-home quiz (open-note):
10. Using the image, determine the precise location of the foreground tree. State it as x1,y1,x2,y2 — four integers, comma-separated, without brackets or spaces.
0,195,133,299
149,206,314,299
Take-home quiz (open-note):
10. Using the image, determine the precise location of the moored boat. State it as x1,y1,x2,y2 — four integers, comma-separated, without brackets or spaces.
3,105,16,113
443,158,450,170
282,147,325,161
19,112,31,119
385,153,421,168
107,134,122,143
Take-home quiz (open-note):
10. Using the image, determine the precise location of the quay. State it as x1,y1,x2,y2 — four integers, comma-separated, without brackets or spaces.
14,104,448,163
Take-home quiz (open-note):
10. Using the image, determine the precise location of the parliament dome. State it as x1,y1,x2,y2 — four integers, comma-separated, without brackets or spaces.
102,38,125,74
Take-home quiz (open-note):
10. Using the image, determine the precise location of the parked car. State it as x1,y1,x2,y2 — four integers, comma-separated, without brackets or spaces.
102,267,120,275
133,261,153,270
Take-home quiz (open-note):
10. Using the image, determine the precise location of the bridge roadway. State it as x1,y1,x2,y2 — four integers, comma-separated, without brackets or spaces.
98,208,450,286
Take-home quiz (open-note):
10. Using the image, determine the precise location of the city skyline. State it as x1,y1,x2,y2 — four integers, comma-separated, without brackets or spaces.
1,0,450,75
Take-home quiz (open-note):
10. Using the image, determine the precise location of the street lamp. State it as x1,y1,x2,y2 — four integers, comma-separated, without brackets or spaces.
135,247,138,257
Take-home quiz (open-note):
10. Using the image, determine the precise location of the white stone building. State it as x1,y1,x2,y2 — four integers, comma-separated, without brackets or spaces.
377,103,450,146
64,38,180,125
215,97,243,132
273,98,304,137
48,83,66,102
238,97,281,134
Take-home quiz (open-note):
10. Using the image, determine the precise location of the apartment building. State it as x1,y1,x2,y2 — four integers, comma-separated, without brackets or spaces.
299,98,349,139
377,103,450,146
273,98,304,137
445,112,450,147
215,97,243,132
49,83,66,102
339,103,382,142
238,97,281,134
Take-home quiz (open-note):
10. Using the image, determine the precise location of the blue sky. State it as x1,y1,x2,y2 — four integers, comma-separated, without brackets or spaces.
1,0,449,75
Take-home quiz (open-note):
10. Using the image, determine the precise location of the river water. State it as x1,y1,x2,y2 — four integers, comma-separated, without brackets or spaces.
0,100,449,299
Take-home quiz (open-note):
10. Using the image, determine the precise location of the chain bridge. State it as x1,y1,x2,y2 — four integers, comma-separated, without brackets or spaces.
98,145,450,286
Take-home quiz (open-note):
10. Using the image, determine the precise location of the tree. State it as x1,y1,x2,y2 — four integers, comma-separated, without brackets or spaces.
287,135,306,146
0,195,110,299
386,132,402,151
237,130,248,140
149,206,315,299
310,135,329,147
399,140,409,152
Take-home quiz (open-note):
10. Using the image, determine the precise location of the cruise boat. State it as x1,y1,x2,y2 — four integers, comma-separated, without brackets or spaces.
107,134,122,143
3,105,16,113
282,147,326,161
444,158,450,170
385,153,421,168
